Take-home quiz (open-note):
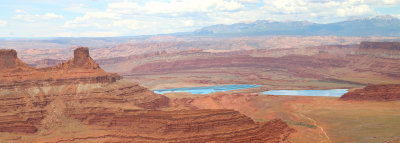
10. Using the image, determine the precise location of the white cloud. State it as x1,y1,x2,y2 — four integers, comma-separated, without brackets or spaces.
107,0,244,15
337,4,373,17
55,31,119,37
12,10,64,22
77,31,119,37
107,1,140,11
63,11,119,28
260,0,375,20
0,20,7,27
15,9,24,13
348,0,400,6
217,0,245,11
64,3,98,14
84,11,118,19
63,0,245,32
237,0,260,4
381,0,400,5
43,13,64,20
113,20,140,30
61,0,385,36
263,0,308,14
182,19,195,26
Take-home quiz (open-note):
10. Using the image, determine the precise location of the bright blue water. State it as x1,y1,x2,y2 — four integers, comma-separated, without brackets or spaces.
261,89,348,97
153,84,262,94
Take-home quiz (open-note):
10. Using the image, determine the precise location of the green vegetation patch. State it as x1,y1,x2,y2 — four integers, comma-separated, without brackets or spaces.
286,121,317,129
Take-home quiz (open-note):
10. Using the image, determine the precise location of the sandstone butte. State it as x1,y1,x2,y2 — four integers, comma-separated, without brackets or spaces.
0,47,294,142
339,42,400,101
340,84,400,101
356,41,400,59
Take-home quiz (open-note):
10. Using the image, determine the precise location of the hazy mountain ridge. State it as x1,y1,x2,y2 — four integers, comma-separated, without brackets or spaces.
195,15,400,37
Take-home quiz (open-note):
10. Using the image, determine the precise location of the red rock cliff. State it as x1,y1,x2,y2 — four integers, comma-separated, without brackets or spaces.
0,47,169,134
57,47,101,70
0,47,293,143
0,49,29,71
356,42,400,59
0,47,120,86
360,42,400,50
340,84,400,101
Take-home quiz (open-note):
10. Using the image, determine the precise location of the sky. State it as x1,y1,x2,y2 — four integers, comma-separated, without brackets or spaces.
0,0,400,37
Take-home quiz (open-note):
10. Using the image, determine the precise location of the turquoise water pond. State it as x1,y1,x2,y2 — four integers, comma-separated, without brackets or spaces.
261,89,348,97
153,84,261,94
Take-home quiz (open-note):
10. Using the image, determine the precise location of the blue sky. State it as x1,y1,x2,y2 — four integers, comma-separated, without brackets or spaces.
0,0,400,37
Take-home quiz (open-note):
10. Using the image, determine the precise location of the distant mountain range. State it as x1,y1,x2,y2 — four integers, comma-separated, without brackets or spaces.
194,15,400,37
2,15,400,40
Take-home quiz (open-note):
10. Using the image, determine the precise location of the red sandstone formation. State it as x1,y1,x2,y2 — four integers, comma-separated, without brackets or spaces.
340,84,400,101
0,47,168,135
360,42,400,50
0,49,30,71
356,42,400,59
58,47,100,69
0,47,293,142
0,47,121,86
64,108,294,142
130,54,347,80
113,42,400,89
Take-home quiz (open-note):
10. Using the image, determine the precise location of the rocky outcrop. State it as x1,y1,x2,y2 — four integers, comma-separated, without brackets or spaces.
360,42,400,50
0,47,119,85
0,49,18,68
340,84,400,101
356,42,400,59
0,49,30,71
0,47,294,142
64,108,294,143
0,47,168,134
57,47,100,70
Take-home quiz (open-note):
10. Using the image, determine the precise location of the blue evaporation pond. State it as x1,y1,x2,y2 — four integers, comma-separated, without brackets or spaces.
153,84,262,94
261,89,348,97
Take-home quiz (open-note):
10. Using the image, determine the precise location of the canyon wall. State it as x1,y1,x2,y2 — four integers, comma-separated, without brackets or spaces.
355,42,400,59
0,47,294,142
340,84,400,101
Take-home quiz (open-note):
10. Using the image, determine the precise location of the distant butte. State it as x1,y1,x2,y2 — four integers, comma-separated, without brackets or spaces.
0,47,120,85
340,84,400,101
360,42,400,50
0,49,29,70
0,49,17,68
59,47,101,69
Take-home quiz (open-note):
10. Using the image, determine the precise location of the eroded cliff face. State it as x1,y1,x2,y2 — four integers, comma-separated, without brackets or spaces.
0,47,293,143
355,42,400,59
0,47,169,135
0,49,30,70
360,42,400,50
0,47,118,85
59,47,100,70
340,84,400,101
62,108,293,143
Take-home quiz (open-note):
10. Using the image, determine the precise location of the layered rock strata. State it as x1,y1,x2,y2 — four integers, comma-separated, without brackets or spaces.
63,108,294,142
356,42,400,59
340,84,400,101
0,47,293,142
360,42,400,50
0,47,168,134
